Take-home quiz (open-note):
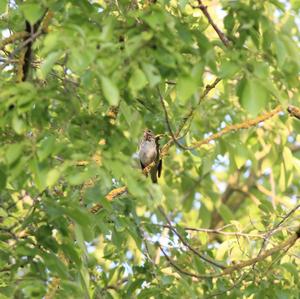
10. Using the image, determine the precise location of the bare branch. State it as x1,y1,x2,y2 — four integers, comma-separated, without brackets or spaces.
159,245,220,279
160,227,300,279
222,230,299,275
192,105,283,148
1,10,54,74
176,78,222,136
193,0,230,47
158,206,226,269
158,87,194,150
254,204,300,265
90,186,128,213
161,225,266,239
204,271,250,299
0,32,29,51
287,105,300,120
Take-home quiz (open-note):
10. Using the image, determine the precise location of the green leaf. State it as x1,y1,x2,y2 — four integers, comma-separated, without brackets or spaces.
193,256,206,274
283,147,293,172
239,78,268,116
129,67,147,94
61,243,82,267
37,135,55,161
176,76,198,101
274,36,287,67
100,76,119,105
219,61,239,78
179,0,189,9
39,51,62,79
279,162,286,192
0,166,7,189
258,198,273,213
21,3,45,25
216,240,233,260
68,168,95,186
111,228,124,247
64,207,92,228
29,158,48,192
280,263,299,283
224,13,234,32
218,204,234,223
0,0,7,14
141,63,161,87
46,168,60,187
69,48,95,73
12,115,26,135
281,35,300,66
41,252,68,279
42,32,60,55
198,202,211,228
269,0,286,10
126,279,144,297
143,10,165,30
232,143,249,169
5,143,24,165
291,0,300,11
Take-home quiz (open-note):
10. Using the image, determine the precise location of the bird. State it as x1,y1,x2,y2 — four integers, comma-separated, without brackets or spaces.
138,129,162,183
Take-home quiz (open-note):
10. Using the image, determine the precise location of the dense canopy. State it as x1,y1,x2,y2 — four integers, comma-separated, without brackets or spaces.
0,0,300,298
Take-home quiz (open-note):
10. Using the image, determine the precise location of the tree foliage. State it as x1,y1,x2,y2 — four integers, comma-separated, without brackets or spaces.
0,0,300,298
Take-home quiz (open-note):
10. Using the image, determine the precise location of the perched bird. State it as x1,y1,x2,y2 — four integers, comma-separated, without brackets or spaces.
138,129,162,183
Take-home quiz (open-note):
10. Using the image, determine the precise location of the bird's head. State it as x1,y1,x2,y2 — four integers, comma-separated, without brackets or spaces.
144,129,155,141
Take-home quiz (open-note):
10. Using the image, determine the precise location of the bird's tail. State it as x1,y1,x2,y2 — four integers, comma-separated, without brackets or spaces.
150,168,157,183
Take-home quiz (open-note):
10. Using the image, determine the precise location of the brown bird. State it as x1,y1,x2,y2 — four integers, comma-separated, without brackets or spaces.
138,129,162,183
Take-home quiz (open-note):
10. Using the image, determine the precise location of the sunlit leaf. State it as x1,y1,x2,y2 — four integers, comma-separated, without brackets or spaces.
101,76,120,105
239,78,268,115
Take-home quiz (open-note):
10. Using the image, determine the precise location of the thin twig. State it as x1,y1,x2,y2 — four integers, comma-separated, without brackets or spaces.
159,227,300,279
158,206,226,269
193,0,230,47
160,78,222,155
204,271,250,299
158,87,194,150
254,204,300,264
161,225,266,239
223,230,300,275
159,245,221,279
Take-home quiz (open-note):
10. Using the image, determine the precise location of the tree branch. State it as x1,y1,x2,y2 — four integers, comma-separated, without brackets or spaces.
192,105,283,148
160,227,300,279
287,105,300,120
158,206,226,270
160,224,279,239
254,204,300,267
1,10,53,74
193,0,230,47
158,87,194,150
175,78,222,136
0,32,29,51
159,245,220,279
222,229,299,275
91,103,299,215
90,186,127,213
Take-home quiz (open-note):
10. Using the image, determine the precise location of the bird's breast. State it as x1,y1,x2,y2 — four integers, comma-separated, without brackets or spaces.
139,141,157,166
